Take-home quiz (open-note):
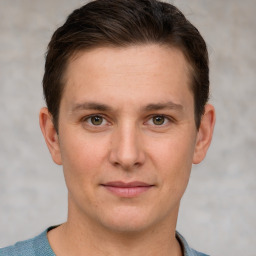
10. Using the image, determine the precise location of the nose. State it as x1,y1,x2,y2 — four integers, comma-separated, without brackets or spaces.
109,123,145,170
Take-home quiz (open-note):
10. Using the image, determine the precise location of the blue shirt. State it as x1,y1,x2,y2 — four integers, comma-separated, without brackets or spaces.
0,227,209,256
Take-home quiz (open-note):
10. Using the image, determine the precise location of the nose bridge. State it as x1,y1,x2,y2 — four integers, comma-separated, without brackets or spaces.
109,120,144,169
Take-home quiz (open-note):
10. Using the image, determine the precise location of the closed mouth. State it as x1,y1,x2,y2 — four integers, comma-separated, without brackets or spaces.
101,181,154,197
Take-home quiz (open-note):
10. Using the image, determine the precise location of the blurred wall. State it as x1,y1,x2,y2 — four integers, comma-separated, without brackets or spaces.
0,0,255,255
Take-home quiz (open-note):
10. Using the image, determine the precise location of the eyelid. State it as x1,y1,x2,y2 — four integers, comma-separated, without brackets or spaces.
144,114,174,126
81,113,175,127
82,114,110,126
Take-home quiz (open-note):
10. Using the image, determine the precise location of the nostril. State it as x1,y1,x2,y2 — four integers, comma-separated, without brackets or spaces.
113,161,120,167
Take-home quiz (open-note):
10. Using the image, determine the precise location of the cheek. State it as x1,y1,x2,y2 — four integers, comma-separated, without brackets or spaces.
59,133,108,192
150,133,195,165
148,134,195,190
60,130,107,167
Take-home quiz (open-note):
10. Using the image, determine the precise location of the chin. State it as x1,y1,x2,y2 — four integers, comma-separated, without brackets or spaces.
97,206,159,234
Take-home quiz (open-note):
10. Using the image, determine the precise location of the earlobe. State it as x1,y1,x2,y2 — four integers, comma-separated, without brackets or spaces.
193,104,216,164
39,107,62,165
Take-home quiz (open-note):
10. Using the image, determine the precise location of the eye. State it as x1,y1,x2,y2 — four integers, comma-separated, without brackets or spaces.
146,115,170,126
152,116,166,125
85,115,107,126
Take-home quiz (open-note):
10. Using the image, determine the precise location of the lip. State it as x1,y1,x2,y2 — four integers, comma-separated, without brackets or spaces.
101,181,154,198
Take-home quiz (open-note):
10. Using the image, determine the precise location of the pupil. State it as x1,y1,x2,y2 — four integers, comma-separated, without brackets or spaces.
153,116,164,125
92,116,102,125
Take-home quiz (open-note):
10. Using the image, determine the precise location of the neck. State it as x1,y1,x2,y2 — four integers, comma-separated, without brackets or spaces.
48,201,182,256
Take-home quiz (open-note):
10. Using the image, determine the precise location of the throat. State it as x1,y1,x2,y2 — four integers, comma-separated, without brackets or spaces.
47,223,183,256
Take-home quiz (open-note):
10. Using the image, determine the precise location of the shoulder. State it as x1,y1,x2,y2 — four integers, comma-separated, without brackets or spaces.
176,231,210,256
0,228,55,256
0,236,35,256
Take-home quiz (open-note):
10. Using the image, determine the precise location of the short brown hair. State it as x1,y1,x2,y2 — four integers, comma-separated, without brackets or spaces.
43,0,209,130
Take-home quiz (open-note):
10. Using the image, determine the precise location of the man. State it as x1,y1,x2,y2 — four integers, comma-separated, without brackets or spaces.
0,0,215,255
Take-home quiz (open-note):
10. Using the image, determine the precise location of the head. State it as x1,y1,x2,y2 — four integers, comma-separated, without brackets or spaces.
43,0,209,131
40,0,215,236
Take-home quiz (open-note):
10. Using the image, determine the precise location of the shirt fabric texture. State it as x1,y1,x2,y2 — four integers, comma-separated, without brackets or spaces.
0,227,209,256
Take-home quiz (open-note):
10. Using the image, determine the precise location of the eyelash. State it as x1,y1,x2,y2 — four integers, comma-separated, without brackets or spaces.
82,114,109,126
145,115,173,126
82,114,173,127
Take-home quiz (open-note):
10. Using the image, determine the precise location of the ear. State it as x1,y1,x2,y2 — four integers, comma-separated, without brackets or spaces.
39,107,62,165
193,104,216,164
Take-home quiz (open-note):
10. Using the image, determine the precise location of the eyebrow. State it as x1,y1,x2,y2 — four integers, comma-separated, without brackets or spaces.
70,100,183,113
143,101,183,111
71,102,113,112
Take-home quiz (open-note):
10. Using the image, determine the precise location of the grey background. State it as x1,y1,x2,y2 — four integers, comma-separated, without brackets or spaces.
0,0,255,255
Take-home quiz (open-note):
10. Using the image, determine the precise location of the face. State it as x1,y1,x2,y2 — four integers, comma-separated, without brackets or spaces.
40,44,214,234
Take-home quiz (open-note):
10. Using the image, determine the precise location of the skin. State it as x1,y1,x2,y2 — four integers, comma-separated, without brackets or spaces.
40,44,215,256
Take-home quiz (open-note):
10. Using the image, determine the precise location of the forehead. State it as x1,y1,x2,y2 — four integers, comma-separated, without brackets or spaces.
67,44,190,77
62,44,193,109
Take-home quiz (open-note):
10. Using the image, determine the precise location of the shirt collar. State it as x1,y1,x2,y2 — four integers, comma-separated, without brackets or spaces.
176,231,206,256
